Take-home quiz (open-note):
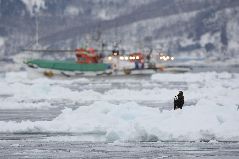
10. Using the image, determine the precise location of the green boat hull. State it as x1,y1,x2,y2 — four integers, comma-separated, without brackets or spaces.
26,59,109,72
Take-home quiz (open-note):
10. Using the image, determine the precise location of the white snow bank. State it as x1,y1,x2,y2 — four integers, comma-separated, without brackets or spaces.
0,101,238,142
3,71,89,84
0,71,90,98
5,82,102,101
152,72,239,103
103,88,177,102
0,71,238,141
151,72,233,83
1,72,176,102
4,71,29,83
1,72,238,106
3,82,177,102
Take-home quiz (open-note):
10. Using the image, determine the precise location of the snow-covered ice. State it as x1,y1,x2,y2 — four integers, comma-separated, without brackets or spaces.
0,71,238,142
0,100,238,142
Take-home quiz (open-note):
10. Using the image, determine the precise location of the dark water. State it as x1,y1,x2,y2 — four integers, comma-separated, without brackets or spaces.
0,139,239,158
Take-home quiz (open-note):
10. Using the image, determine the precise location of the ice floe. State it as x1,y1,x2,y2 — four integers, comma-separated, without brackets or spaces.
0,100,238,142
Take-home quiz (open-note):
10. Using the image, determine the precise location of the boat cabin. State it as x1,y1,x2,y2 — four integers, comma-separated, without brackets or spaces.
75,48,99,64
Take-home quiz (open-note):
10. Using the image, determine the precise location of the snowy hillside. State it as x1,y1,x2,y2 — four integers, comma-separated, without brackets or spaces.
0,0,239,64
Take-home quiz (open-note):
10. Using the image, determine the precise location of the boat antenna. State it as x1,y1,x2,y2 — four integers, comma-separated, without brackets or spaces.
101,40,106,54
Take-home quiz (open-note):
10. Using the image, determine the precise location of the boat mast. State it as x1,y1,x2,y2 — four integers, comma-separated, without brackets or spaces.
35,14,40,49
